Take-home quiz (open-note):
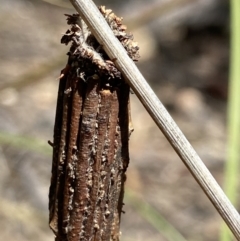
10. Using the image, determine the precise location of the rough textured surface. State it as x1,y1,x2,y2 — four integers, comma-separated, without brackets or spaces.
49,9,138,241
0,0,231,241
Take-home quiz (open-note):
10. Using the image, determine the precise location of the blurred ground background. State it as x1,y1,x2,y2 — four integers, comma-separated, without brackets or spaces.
0,0,235,240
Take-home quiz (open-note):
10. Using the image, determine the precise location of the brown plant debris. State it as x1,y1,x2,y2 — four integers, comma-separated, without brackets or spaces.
49,6,139,241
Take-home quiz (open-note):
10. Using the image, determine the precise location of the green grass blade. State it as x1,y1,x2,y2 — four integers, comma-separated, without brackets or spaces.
220,0,240,240
0,131,51,155
125,189,188,241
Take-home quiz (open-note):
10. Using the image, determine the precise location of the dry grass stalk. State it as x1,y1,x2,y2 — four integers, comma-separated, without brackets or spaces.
67,0,240,239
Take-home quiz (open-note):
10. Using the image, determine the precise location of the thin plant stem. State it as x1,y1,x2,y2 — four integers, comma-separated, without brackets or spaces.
125,189,188,241
68,0,240,239
220,0,240,240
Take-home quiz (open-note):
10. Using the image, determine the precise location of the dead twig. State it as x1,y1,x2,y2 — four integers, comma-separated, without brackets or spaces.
68,0,240,239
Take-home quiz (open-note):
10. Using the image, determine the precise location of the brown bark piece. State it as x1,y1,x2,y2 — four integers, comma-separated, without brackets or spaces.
49,6,139,241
